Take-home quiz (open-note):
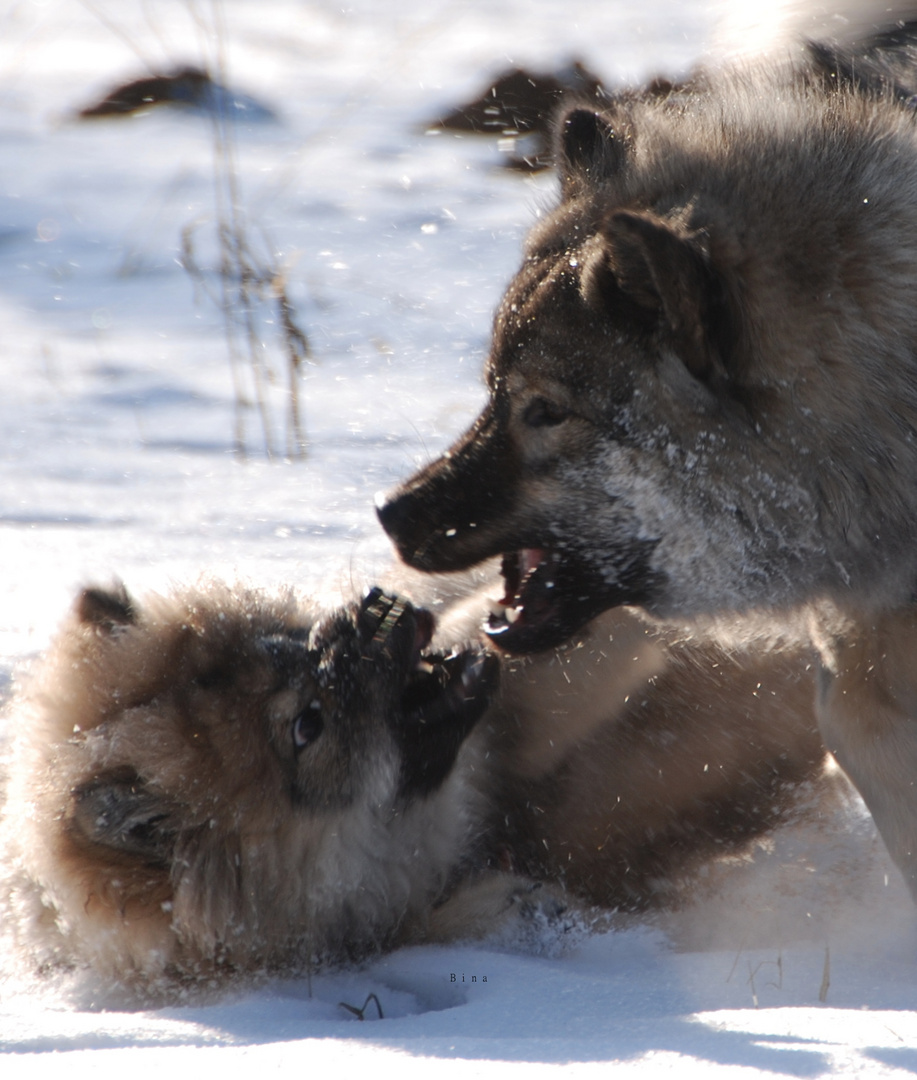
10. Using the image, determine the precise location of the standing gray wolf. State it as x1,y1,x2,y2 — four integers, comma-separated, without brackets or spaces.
0,579,826,998
377,23,917,901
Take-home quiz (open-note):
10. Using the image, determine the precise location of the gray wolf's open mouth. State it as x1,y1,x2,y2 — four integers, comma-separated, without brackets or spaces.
485,548,584,652
484,548,641,654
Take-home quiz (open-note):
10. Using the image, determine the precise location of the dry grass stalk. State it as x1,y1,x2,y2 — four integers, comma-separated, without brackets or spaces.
180,0,311,460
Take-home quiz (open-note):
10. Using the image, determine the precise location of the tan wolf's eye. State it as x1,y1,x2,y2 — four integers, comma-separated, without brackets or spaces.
293,700,323,751
523,397,569,428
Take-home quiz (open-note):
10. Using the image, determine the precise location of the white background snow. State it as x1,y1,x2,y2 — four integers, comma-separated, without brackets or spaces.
1,0,917,1075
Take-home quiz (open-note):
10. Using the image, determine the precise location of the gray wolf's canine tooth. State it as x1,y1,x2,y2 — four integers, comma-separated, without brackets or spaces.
378,26,917,901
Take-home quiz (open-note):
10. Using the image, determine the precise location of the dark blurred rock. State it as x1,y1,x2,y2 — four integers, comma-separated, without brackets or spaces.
77,66,276,122
428,61,606,170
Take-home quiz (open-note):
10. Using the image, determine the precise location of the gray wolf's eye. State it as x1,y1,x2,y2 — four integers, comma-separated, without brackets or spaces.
524,397,568,428
293,700,323,751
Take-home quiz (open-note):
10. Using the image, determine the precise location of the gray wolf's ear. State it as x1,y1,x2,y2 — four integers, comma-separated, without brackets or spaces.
75,584,137,631
557,108,631,195
71,772,174,865
604,210,727,380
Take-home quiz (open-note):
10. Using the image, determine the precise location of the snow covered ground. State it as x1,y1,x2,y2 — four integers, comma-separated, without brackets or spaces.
1,1,916,1075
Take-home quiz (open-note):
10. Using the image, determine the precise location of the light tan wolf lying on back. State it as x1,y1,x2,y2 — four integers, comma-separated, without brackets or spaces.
1,582,508,997
0,578,826,999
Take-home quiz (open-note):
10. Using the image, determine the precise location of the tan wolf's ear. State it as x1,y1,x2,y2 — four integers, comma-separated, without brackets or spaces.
604,210,725,380
557,108,631,196
75,583,137,631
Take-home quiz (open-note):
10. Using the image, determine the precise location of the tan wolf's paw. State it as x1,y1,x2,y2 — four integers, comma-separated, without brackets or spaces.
428,873,585,952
